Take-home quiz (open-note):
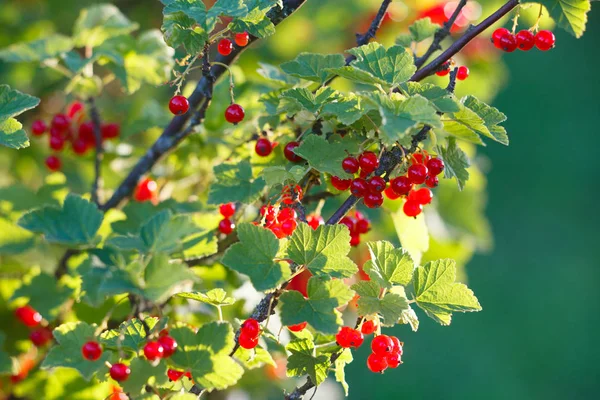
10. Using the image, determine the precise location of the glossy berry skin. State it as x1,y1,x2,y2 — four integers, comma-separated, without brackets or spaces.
307,215,324,230
67,101,85,119
491,27,511,48
436,62,450,77
109,363,131,382
386,352,402,368
219,203,236,218
167,369,184,382
535,30,555,51
363,192,383,209
367,176,386,193
288,322,307,332
284,141,303,162
169,95,189,115
425,175,439,188
339,216,356,235
78,121,95,145
516,30,535,51
355,218,370,234
32,120,47,136
390,336,403,356
101,123,120,139
415,187,433,205
427,157,444,176
498,33,518,52
407,164,428,184
384,186,401,200
331,176,351,191
224,104,245,124
350,234,360,247
390,176,412,195
278,207,297,222
45,155,62,171
51,114,71,132
235,32,250,47
158,335,178,357
30,328,53,347
350,178,369,197
72,139,89,155
371,335,394,355
218,218,235,235
239,331,259,349
143,341,164,361
412,151,430,165
217,38,233,56
361,320,377,335
367,352,388,373
241,318,260,338
49,134,65,151
82,341,103,361
358,151,379,173
134,178,157,202
342,157,360,174
456,66,469,80
15,305,42,327
281,218,297,236
403,200,423,217
255,138,273,157
336,327,364,348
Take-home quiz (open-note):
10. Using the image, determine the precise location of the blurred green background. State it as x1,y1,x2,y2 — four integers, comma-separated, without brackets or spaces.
1,1,598,399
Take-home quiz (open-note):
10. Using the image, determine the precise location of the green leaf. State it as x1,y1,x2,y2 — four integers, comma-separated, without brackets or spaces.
280,53,346,84
0,85,39,149
286,337,329,385
207,161,266,205
120,357,169,394
161,6,208,53
364,241,414,288
0,217,35,255
409,17,440,42
391,205,429,266
334,348,353,396
257,62,301,85
142,254,197,302
65,75,103,98
0,333,13,375
0,119,29,149
169,322,244,391
73,4,139,47
280,277,354,334
10,273,74,321
441,104,488,145
280,87,337,114
412,259,482,325
235,346,275,370
292,135,353,178
401,82,460,113
322,94,371,125
462,95,509,145
536,0,591,38
18,194,103,247
352,281,409,325
0,34,73,62
207,0,248,19
229,0,279,38
100,317,160,353
287,222,357,278
221,223,289,291
177,289,236,307
436,137,470,190
261,165,308,187
42,322,110,381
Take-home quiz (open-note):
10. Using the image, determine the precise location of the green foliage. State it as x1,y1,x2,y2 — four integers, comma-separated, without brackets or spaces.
0,333,13,375
352,281,409,326
280,53,346,84
73,4,139,48
10,273,74,321
100,317,161,353
177,288,235,307
0,35,73,63
0,85,39,149
286,336,329,385
207,161,266,205
409,17,440,42
535,0,591,37
334,348,353,396
363,241,414,288
292,135,354,178
436,137,470,190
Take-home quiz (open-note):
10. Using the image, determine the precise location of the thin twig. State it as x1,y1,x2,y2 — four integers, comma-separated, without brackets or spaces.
87,97,103,206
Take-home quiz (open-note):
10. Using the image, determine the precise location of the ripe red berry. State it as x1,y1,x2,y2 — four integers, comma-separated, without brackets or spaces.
390,176,412,195
224,104,245,124
261,205,276,222
456,66,469,80
367,176,386,193
101,123,120,139
491,28,511,49
169,95,189,115
427,157,445,176
284,141,303,162
498,33,518,52
384,186,401,200
32,120,47,136
361,320,377,335
134,178,157,202
82,341,103,361
436,61,451,77
403,200,423,217
331,176,352,191
241,318,260,338
218,218,235,235
269,223,286,239
339,216,356,234
278,207,297,222
167,369,184,382
281,219,297,236
307,215,324,230
234,32,250,47
535,30,555,51
288,322,307,332
239,331,259,349
15,305,42,327
516,30,535,51
390,336,403,356
45,155,62,171
109,363,131,382
49,134,65,151
158,335,178,358
78,121,95,145
342,157,360,174
29,328,53,347
407,164,428,184
72,139,89,155
255,138,273,156
217,38,233,56
51,114,71,131
350,234,360,247
363,192,383,209
350,178,369,197
367,352,388,373
425,175,439,188
358,151,379,173
219,203,236,218
415,187,433,205
355,218,370,234
371,335,394,355
386,352,402,368
412,151,430,165
336,326,363,348
143,341,164,361
67,101,85,118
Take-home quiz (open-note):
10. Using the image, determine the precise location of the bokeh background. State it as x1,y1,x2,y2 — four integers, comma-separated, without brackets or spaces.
1,1,599,399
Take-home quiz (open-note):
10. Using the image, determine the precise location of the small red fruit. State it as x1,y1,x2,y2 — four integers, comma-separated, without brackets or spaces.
82,341,103,361
355,218,370,234
72,139,89,155
390,336,403,356
169,95,189,115
367,176,386,193
491,28,511,48
278,207,297,222
49,134,65,151
350,234,360,247
425,175,439,188
32,120,47,136
134,178,157,202
361,320,377,335
219,203,236,218
390,176,412,195
284,141,303,162
386,352,402,368
67,101,85,118
342,157,360,174
436,61,451,77
281,218,297,236
78,121,95,145
234,32,250,47
358,151,379,173
498,33,518,52
371,335,394,355
363,192,383,208
101,123,120,139
29,328,53,347
456,66,469,80
51,114,71,131
255,138,273,157
426,158,444,176
15,305,42,327
239,331,259,349
167,369,184,382
143,341,164,361
367,352,388,373
158,335,178,358
340,216,356,234
535,30,555,51
241,318,260,338
218,218,235,235
403,200,423,217
109,363,131,382
336,326,363,348
412,151,430,165
45,155,62,171
217,38,233,56
288,322,307,332
516,30,535,51
350,178,369,197
224,104,245,124
407,164,428,184
384,186,401,199
415,187,433,205
331,176,352,191
307,215,324,230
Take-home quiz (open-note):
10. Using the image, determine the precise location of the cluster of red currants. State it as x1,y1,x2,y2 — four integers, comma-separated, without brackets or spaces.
331,151,386,209
166,368,192,382
492,28,555,52
436,60,470,81
31,101,120,171
239,318,261,349
366,334,403,373
258,203,299,239
339,211,371,247
14,305,53,347
217,32,250,57
168,95,246,125
133,177,158,203
218,202,236,235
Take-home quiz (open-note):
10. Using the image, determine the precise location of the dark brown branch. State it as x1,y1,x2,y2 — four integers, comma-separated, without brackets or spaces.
87,98,103,205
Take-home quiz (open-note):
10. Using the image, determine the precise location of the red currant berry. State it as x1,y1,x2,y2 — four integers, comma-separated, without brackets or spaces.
217,38,233,56
407,164,428,184
234,32,250,47
143,341,164,361
307,215,324,230
78,121,95,145
367,176,386,193
219,203,236,218
184,371,192,380
384,186,400,199
350,178,369,197
412,151,430,165
516,30,535,51
456,66,469,80
336,327,363,348
15,305,42,327
367,352,388,373
72,139,89,155
269,223,286,239
134,178,157,202
426,157,444,176
363,192,383,209
371,335,394,355
67,101,85,118
158,335,178,358
436,61,451,77
498,33,518,52
51,113,71,131
109,363,131,382
169,95,189,115
331,176,352,191
342,157,360,174
288,322,307,332
29,327,53,347
339,216,356,234
390,336,403,356
415,187,433,205
282,185,302,205
261,205,276,222
101,123,120,139
350,234,360,247
278,207,297,222
403,200,423,217
49,134,65,151
390,176,412,195
255,138,272,157
167,369,184,382
45,155,62,171
239,331,259,349
425,175,439,188
281,218,297,236
224,104,245,124
361,320,377,335
535,30,555,51
284,141,303,162
218,218,235,235
386,352,402,368
355,218,370,234
358,151,379,173
82,341,103,361
491,28,511,48
241,318,260,338
348,328,364,348
32,120,47,136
